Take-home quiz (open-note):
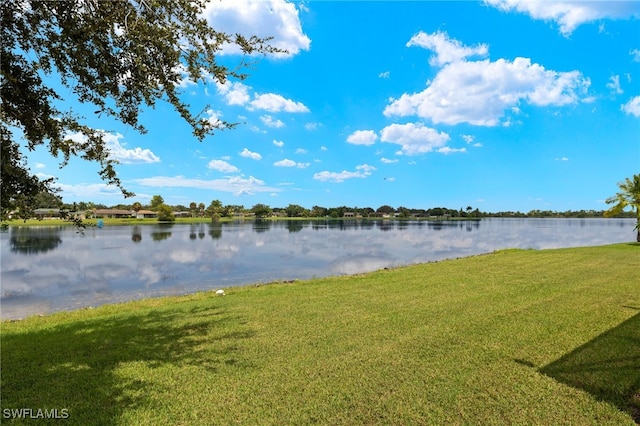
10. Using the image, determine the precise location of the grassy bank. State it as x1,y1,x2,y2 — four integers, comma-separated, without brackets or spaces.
2,244,639,424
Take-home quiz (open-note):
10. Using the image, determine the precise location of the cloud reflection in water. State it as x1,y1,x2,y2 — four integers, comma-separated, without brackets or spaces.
1,218,635,319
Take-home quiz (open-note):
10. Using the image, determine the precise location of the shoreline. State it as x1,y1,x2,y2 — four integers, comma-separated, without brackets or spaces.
3,215,485,228
5,215,634,229
3,242,637,322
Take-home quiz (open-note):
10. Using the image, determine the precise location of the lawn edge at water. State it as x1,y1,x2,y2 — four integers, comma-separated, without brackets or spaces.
2,243,637,323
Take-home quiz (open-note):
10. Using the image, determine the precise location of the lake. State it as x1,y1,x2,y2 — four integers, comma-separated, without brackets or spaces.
1,218,636,319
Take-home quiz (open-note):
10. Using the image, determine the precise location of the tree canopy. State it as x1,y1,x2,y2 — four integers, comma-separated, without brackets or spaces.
604,173,640,242
1,0,279,219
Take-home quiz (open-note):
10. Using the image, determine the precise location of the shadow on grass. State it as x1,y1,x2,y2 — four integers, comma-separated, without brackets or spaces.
1,303,254,425
540,312,640,423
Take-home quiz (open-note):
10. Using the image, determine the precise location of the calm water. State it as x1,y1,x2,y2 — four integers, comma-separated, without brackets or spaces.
1,218,635,319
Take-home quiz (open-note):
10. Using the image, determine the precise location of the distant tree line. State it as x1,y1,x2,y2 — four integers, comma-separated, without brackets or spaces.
5,191,635,222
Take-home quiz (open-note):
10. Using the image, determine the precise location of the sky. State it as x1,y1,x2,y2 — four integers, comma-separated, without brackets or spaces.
28,0,640,212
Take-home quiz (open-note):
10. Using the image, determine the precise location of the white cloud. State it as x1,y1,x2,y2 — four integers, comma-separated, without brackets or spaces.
205,109,224,128
295,148,307,154
385,36,590,127
462,134,483,148
380,158,399,164
215,79,308,114
134,175,278,196
407,31,488,66
215,80,251,105
484,0,640,35
555,156,570,161
313,164,376,183
273,139,285,147
379,71,391,79
346,130,378,146
274,159,295,167
207,159,240,173
260,115,285,128
305,122,321,130
621,96,640,117
606,75,623,95
202,0,311,58
380,122,450,155
631,49,640,62
67,131,160,164
274,159,310,168
239,148,262,160
320,146,328,151
58,182,124,200
437,147,467,155
35,162,46,169
250,93,309,113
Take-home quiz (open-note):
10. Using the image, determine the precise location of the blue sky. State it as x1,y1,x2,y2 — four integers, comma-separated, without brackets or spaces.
29,0,640,212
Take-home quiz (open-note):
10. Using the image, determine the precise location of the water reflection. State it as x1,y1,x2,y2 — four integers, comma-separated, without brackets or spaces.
9,227,63,254
150,223,173,241
189,224,206,240
286,220,304,233
208,223,223,240
132,226,142,243
1,218,636,319
252,219,271,233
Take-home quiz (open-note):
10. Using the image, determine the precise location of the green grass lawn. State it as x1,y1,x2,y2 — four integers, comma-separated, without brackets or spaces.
2,244,639,425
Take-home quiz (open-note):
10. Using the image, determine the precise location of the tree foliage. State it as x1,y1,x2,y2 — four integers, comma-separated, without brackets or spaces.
33,191,63,209
251,203,272,218
604,173,640,242
376,205,395,214
1,0,280,218
285,203,309,217
150,195,164,210
206,199,223,222
156,203,175,222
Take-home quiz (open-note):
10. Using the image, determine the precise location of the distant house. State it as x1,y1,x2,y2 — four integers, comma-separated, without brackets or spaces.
371,212,390,218
136,210,158,219
94,209,134,219
33,208,61,219
343,212,355,218
68,211,86,220
174,211,191,218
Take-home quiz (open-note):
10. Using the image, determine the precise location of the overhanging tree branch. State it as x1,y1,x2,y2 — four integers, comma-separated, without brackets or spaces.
1,0,283,218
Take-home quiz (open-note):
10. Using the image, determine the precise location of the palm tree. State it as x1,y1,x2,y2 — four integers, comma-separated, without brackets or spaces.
207,199,223,222
604,174,640,242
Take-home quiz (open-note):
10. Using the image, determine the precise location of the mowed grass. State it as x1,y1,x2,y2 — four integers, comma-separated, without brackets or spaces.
2,244,639,425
